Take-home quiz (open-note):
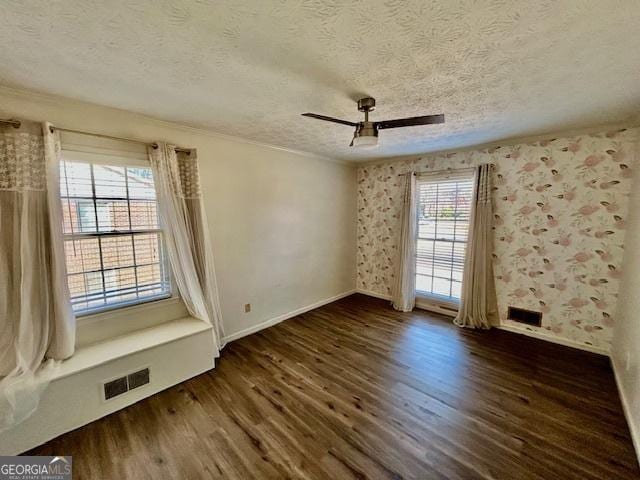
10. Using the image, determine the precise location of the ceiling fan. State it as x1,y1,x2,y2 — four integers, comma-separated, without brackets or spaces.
302,97,444,148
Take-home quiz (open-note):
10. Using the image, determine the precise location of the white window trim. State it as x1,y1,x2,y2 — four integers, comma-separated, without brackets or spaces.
74,290,175,318
416,290,460,307
414,170,474,308
77,294,181,325
62,196,172,316
75,291,190,347
59,134,187,339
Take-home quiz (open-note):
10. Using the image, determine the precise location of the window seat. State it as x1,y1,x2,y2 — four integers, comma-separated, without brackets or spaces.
4,316,214,455
51,316,212,381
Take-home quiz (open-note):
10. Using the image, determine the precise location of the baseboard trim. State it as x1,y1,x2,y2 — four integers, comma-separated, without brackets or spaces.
612,355,640,466
223,290,357,343
355,289,609,356
496,324,609,356
356,288,392,301
356,289,458,317
415,298,458,318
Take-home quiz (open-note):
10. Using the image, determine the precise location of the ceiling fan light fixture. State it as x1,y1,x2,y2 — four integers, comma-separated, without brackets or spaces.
301,97,444,149
352,135,379,148
352,121,379,148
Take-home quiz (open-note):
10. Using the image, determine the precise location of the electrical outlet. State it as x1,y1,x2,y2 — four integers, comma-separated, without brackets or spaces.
244,303,251,313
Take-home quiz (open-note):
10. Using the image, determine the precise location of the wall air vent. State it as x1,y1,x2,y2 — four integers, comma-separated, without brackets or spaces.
103,367,150,400
507,306,542,327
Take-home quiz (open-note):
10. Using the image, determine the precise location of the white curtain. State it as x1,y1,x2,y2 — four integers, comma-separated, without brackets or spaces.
392,172,417,312
149,143,225,355
0,121,75,431
454,164,498,329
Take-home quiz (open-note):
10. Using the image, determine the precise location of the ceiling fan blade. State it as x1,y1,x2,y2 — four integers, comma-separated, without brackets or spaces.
375,114,445,130
302,113,358,127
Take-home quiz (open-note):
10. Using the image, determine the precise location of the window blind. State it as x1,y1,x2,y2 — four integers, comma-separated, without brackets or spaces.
60,156,171,314
416,172,474,302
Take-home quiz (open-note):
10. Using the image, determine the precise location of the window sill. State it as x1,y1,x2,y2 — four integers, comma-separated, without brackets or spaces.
76,296,190,348
416,292,459,308
51,316,211,382
415,293,459,317
75,294,174,319
77,296,181,324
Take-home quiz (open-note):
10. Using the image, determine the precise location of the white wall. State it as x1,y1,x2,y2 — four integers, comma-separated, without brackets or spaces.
0,86,356,453
0,86,358,340
613,133,640,463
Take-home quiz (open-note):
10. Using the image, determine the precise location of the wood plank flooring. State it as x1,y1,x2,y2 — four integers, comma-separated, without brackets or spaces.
28,294,640,479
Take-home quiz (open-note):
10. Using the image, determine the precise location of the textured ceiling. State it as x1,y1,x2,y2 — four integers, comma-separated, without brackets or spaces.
1,1,639,162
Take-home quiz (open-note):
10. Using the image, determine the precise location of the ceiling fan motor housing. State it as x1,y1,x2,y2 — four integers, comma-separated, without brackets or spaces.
355,121,378,138
357,97,376,112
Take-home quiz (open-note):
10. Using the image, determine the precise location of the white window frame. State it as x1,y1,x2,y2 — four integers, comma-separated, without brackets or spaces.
415,170,475,307
60,143,173,317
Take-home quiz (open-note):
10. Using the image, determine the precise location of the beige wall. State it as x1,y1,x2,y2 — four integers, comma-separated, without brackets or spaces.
613,137,640,461
0,86,357,340
357,128,639,353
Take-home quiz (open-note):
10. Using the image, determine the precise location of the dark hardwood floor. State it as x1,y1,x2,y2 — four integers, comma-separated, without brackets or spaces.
29,294,639,479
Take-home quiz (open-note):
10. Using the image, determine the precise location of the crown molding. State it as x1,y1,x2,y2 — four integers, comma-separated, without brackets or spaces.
356,120,640,167
3,83,636,169
0,84,355,167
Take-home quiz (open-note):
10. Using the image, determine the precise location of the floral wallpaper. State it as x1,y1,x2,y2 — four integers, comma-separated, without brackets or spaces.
357,128,639,351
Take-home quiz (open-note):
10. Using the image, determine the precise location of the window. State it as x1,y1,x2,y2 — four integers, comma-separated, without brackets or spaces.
416,172,474,303
60,154,171,314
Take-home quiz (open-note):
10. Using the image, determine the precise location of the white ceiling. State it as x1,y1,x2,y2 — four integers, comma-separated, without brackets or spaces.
1,1,639,162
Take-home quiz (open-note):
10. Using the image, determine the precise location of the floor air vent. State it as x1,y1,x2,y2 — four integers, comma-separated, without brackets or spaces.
103,368,150,400
507,306,542,327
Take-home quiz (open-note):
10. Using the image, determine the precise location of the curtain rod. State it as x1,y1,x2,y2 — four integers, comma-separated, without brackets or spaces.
49,126,191,154
397,166,479,177
0,119,21,128
1,118,190,154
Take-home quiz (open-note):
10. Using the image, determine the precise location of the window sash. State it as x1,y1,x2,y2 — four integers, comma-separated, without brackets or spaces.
415,174,474,302
64,229,162,239
60,157,171,315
